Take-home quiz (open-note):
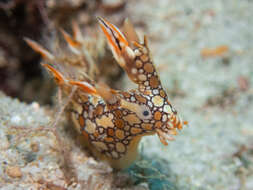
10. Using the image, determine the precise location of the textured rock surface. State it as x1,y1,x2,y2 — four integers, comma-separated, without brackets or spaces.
0,92,148,189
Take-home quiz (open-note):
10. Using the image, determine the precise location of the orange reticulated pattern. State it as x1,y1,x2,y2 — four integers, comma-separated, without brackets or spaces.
26,18,187,169
75,80,182,160
73,45,183,159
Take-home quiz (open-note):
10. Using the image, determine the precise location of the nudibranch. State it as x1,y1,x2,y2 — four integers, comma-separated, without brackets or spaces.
25,18,187,169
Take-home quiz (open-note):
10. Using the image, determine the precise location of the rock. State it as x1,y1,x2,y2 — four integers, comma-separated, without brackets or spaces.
6,166,22,178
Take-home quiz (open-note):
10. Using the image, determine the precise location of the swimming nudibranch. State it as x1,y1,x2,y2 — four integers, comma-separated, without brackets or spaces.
25,18,187,169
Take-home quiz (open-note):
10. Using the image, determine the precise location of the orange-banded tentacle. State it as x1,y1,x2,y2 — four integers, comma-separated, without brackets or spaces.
68,81,120,107
24,38,54,60
60,28,81,54
98,18,121,56
69,80,97,95
98,17,135,67
98,18,163,93
44,64,98,95
98,17,128,47
42,64,65,84
98,17,147,82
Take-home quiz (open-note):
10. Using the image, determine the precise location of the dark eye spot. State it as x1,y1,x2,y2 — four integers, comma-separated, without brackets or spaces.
139,105,152,120
143,110,149,116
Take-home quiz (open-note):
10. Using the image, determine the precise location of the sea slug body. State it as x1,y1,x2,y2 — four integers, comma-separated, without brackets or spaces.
25,18,187,169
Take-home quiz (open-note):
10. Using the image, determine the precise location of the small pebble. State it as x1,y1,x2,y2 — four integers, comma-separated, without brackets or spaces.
31,143,40,152
6,166,22,178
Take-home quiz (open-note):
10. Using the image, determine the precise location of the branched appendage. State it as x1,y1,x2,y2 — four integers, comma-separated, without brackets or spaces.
26,18,188,170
